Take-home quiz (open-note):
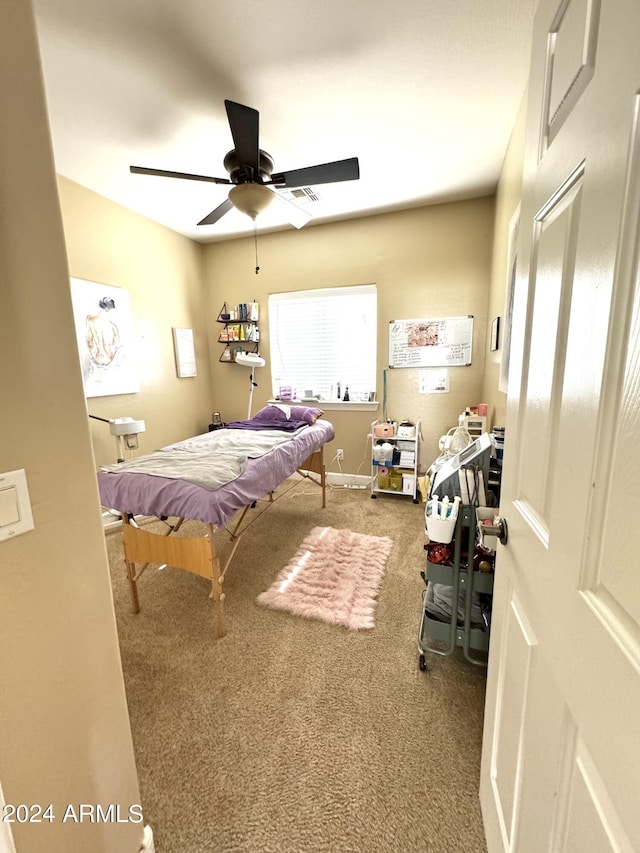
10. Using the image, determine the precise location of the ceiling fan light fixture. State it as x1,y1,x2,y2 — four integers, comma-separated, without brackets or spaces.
131,100,360,230
228,183,274,220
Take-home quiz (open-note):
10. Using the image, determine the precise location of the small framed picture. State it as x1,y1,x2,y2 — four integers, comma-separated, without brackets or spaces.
490,316,500,352
173,327,197,377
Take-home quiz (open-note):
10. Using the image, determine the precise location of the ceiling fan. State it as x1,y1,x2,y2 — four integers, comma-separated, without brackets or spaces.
130,100,360,228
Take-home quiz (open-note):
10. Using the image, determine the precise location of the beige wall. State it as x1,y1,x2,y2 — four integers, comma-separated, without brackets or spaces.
0,3,141,852
202,197,495,469
58,177,213,468
480,91,528,429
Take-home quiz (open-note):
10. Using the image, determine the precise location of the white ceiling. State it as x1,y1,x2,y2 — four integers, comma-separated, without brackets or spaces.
32,0,535,243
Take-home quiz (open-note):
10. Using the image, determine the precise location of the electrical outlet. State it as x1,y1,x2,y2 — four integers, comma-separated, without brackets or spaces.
336,448,344,461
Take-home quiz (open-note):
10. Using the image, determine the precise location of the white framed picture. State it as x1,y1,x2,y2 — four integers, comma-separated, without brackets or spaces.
172,327,197,377
70,278,140,397
499,205,520,392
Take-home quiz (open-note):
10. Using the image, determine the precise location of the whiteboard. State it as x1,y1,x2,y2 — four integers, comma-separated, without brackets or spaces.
388,316,473,368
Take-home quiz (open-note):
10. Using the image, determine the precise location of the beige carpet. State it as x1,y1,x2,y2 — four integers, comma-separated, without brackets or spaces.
105,482,489,853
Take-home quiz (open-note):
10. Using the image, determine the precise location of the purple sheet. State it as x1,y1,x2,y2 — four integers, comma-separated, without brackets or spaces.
97,419,335,527
224,418,308,432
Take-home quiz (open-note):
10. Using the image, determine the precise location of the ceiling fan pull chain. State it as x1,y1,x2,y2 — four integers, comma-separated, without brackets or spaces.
254,222,260,274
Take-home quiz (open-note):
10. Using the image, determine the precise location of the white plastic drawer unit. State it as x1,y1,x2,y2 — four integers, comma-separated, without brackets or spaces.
462,415,487,436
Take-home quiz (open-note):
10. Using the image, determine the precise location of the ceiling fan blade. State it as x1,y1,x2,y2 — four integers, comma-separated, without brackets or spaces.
269,188,312,230
130,165,231,184
269,157,360,189
224,100,260,179
197,197,234,226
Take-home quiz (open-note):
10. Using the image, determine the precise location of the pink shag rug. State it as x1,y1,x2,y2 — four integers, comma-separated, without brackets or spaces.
257,526,393,629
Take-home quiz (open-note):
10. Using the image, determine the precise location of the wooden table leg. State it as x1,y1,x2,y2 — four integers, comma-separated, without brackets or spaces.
122,514,141,614
207,523,226,638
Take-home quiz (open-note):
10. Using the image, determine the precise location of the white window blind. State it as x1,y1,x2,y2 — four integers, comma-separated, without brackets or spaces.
268,284,377,401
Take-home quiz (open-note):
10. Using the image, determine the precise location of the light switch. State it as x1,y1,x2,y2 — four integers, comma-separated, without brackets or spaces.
0,487,20,527
0,469,35,542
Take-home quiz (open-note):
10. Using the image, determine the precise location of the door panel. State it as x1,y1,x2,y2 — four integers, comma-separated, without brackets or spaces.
541,0,600,152
490,592,536,847
585,96,640,642
480,0,640,849
579,93,640,668
558,737,635,853
516,166,583,534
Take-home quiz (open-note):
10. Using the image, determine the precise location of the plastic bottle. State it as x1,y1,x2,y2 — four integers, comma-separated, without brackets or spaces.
448,414,472,455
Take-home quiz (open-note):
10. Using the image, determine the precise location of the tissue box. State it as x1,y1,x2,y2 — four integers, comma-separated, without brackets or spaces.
402,474,415,495
373,423,395,437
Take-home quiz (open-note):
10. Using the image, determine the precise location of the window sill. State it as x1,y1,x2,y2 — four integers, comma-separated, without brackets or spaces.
269,400,379,413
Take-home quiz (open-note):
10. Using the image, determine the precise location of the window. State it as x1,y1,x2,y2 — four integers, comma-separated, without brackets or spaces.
268,284,377,402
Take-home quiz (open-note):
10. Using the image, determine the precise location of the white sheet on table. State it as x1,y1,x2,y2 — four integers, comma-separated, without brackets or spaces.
101,450,246,491
169,427,302,458
100,428,303,491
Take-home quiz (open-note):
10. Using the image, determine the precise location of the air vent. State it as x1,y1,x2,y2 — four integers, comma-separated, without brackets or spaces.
277,186,320,204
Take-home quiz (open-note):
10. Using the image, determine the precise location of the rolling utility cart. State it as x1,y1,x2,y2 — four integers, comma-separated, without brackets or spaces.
369,420,420,503
418,504,494,671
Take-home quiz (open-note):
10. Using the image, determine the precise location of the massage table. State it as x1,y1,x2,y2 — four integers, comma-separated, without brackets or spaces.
97,410,334,638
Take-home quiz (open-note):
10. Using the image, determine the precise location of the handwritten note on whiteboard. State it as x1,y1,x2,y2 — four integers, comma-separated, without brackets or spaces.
388,316,473,368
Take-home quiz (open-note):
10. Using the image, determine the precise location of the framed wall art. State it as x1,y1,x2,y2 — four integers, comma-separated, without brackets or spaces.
499,205,520,392
172,327,197,378
490,316,500,352
70,278,139,398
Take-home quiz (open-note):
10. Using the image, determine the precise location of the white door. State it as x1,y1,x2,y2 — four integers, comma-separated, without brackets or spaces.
481,0,640,850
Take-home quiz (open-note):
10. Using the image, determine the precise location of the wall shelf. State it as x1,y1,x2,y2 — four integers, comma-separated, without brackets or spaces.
217,302,260,363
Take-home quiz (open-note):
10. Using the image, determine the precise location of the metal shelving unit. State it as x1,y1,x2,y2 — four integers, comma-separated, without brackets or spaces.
369,420,420,503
